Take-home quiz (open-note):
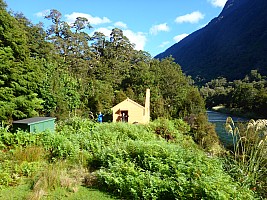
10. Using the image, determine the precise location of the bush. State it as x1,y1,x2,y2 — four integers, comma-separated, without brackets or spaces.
96,140,254,199
184,113,221,152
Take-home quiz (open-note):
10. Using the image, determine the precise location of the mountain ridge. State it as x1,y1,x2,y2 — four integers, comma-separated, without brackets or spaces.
155,0,267,83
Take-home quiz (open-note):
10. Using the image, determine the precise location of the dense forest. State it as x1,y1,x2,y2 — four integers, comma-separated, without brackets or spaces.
200,70,267,118
0,1,205,123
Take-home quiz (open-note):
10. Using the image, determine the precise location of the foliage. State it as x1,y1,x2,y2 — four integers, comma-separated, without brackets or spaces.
224,117,267,197
0,2,263,198
91,126,253,199
58,118,254,199
0,7,48,121
0,150,42,187
0,5,206,122
148,118,192,143
200,70,267,118
184,112,222,153
0,117,258,198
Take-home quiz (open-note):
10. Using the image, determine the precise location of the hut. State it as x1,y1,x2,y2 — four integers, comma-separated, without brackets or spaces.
111,89,150,124
12,117,56,133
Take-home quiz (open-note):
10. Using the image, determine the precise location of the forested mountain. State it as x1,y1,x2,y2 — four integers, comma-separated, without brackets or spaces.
0,1,205,122
156,0,267,83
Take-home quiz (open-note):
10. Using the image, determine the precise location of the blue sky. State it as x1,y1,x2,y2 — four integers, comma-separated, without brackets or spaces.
5,0,227,57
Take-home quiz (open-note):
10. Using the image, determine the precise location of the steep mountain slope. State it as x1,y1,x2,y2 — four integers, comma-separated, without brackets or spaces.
156,0,267,83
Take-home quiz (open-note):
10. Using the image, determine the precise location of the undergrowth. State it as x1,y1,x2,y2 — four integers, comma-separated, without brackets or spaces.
0,117,258,199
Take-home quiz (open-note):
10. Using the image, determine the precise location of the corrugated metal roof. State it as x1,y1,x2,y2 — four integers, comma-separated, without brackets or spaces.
12,117,56,125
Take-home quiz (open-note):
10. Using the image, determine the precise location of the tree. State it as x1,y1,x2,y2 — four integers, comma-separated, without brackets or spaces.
0,0,7,10
0,7,44,121
91,32,106,57
14,13,55,60
1,4,208,122
45,9,62,37
71,17,92,33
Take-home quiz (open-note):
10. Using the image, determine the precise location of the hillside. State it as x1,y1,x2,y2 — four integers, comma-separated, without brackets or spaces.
155,0,267,83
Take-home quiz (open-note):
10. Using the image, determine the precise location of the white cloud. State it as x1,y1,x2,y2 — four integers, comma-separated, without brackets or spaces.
173,33,189,43
159,41,170,48
123,30,147,50
175,11,204,24
114,21,127,29
65,12,111,25
208,0,227,8
149,23,170,35
35,9,50,17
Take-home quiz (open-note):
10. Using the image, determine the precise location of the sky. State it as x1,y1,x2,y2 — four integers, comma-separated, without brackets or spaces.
4,0,227,57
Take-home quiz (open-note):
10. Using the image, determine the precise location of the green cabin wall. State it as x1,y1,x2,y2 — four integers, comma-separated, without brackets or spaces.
29,120,55,133
13,118,55,133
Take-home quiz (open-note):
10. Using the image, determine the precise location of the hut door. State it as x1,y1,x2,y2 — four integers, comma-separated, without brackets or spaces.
121,111,129,122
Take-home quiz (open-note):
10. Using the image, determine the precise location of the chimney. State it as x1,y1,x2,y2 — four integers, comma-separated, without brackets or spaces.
144,88,150,123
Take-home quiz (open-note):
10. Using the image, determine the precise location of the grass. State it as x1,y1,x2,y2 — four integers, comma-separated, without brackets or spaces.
43,187,116,200
224,117,267,196
0,184,31,200
0,184,115,200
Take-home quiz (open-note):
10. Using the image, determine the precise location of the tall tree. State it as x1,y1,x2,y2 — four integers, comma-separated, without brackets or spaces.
0,5,44,121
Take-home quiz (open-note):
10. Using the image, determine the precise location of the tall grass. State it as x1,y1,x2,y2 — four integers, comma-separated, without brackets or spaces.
13,146,46,163
225,117,267,196
28,162,84,199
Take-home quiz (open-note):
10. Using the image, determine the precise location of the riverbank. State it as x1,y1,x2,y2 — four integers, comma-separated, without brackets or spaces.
211,105,259,120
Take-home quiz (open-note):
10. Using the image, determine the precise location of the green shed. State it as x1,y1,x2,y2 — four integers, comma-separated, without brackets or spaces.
12,117,56,133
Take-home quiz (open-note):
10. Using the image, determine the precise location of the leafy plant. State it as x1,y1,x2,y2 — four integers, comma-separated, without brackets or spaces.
96,140,254,199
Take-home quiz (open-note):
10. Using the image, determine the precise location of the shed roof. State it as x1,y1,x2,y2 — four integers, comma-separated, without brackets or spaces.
111,98,145,110
13,117,56,125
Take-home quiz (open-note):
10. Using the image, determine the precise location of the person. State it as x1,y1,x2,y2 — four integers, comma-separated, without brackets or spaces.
97,112,103,123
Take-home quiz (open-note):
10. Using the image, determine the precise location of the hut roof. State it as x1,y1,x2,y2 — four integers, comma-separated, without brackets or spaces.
111,98,144,110
13,117,56,125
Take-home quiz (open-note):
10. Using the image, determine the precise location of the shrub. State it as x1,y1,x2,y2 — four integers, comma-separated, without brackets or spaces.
41,133,79,160
0,129,40,148
148,118,190,141
96,140,254,199
184,113,221,152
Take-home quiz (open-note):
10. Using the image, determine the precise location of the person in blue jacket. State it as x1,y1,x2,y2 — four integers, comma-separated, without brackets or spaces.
97,112,103,123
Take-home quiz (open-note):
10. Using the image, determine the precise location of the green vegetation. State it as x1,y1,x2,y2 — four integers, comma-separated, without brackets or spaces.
224,117,267,197
0,0,217,150
1,3,205,122
200,70,267,118
0,184,114,200
0,118,257,199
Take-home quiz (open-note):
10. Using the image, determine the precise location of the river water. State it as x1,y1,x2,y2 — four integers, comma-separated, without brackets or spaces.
207,110,247,147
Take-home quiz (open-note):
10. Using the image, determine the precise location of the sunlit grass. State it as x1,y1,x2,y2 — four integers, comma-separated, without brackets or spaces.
224,117,267,195
0,184,115,200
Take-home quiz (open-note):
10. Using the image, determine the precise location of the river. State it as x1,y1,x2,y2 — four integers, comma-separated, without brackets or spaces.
207,110,247,147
